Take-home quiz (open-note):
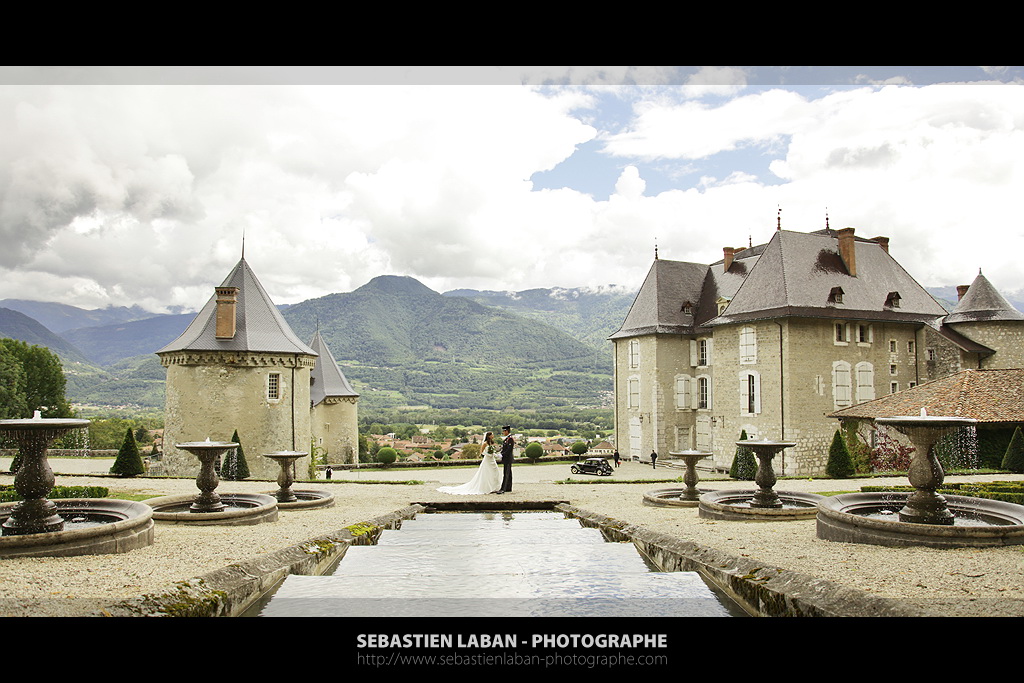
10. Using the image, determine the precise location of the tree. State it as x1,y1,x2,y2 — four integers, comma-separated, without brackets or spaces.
376,446,398,467
0,339,73,417
570,441,589,456
110,427,145,477
220,430,250,480
0,345,27,420
1002,426,1024,474
524,442,543,462
729,430,757,480
826,429,856,478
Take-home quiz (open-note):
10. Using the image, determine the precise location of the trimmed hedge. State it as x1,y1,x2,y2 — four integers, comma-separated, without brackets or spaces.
0,485,110,503
861,481,1024,506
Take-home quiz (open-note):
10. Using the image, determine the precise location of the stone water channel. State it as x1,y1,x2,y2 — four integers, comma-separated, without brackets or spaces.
245,510,748,617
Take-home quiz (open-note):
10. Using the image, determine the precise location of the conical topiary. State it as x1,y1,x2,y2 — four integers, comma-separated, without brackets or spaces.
1002,426,1024,474
729,430,757,480
826,429,855,478
220,429,250,480
110,427,145,477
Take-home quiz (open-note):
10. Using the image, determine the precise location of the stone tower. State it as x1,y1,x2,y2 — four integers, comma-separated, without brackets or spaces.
157,258,317,480
309,329,360,464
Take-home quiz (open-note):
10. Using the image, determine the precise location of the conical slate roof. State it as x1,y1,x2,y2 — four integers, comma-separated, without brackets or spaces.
309,329,359,405
157,258,316,356
944,272,1024,324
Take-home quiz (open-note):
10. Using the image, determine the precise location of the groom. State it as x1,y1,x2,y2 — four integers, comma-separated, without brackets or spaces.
496,425,515,494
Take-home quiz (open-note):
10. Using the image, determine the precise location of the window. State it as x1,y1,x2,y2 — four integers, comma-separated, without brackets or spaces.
628,339,640,369
697,376,711,409
739,326,757,364
857,324,872,344
829,286,844,304
889,340,897,353
627,377,640,409
856,362,875,403
698,338,709,367
740,370,761,415
267,372,281,401
909,381,917,389
890,364,897,375
886,291,901,308
674,375,691,409
908,340,916,354
890,382,899,394
927,348,936,361
832,361,852,409
835,323,848,344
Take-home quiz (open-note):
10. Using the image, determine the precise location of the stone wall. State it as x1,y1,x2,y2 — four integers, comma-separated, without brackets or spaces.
161,352,314,480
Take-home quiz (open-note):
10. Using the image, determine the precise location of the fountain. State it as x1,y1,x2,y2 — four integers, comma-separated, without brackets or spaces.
262,451,334,510
699,438,824,520
644,450,712,507
145,440,278,525
0,412,154,558
817,409,1024,548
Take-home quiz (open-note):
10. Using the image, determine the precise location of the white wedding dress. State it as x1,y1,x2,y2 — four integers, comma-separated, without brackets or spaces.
437,446,500,495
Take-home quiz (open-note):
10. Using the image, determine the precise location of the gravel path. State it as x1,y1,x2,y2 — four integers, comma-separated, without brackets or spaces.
1,463,1022,617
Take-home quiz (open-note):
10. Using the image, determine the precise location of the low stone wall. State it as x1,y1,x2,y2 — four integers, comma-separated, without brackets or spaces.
558,505,933,617
91,505,424,617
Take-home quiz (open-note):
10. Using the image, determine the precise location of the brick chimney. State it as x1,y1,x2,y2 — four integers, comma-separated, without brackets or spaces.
215,286,239,339
723,246,735,272
872,236,890,254
837,227,857,277
957,284,970,301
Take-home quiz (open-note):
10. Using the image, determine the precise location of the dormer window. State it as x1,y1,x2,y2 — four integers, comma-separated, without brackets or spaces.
681,301,693,315
716,296,731,316
885,291,901,308
828,286,844,304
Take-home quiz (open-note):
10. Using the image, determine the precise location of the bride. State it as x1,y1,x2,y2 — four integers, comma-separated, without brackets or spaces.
437,432,500,495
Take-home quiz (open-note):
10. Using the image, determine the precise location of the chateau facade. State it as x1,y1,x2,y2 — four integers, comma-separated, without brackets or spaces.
610,226,1023,475
157,258,359,480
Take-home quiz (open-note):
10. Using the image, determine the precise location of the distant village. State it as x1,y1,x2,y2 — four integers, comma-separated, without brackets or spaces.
367,432,615,463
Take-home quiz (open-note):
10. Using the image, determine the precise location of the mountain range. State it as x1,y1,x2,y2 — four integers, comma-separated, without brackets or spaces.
0,278,632,412
2,278,1018,413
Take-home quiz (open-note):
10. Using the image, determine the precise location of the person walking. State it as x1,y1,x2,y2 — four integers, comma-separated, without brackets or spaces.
650,450,658,469
613,450,621,468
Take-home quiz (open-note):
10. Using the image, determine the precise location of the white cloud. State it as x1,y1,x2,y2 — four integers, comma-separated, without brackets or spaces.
0,72,1022,316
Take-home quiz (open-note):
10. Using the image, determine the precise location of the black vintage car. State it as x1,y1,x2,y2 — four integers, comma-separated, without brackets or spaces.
571,457,613,476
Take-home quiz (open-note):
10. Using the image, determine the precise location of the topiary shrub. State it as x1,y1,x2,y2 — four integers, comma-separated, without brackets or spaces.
1002,426,1024,474
110,427,145,477
729,430,757,480
220,430,250,480
570,441,588,456
524,442,543,462
376,447,398,467
826,429,855,478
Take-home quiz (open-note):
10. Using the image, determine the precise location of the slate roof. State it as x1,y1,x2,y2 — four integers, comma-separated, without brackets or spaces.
157,258,317,356
309,329,359,405
828,369,1024,424
610,228,953,340
608,259,709,339
710,229,948,326
944,272,1024,324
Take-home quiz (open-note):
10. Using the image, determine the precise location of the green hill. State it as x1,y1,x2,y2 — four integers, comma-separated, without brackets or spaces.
282,276,612,411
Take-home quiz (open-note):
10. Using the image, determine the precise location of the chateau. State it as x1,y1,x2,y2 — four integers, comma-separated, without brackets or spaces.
156,258,359,480
610,225,1024,475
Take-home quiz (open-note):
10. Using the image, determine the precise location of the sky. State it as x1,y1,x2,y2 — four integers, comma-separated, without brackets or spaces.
1,65,1022,314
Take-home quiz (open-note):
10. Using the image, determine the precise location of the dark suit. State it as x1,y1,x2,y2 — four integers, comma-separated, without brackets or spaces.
499,434,515,492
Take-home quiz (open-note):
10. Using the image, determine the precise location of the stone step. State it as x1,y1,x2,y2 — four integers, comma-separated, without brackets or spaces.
257,571,733,617
376,527,608,546
332,541,653,575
